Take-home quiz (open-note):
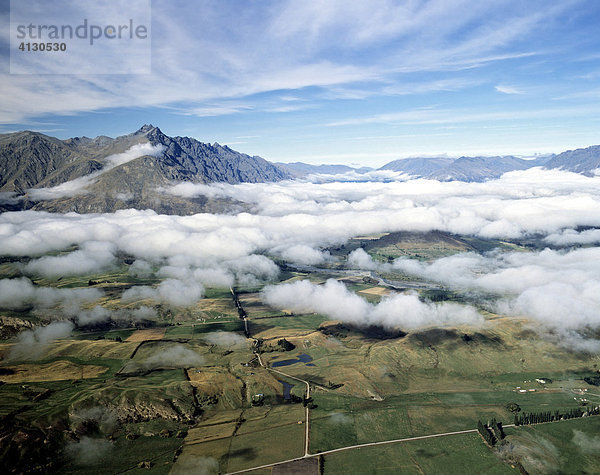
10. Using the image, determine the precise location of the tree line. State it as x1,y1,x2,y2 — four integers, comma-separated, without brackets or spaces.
514,405,600,426
478,405,600,448
231,287,249,337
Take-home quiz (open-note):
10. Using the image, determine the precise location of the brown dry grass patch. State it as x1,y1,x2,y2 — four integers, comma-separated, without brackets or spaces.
198,298,235,313
126,327,166,342
188,367,239,393
0,360,107,382
358,286,390,296
185,421,238,445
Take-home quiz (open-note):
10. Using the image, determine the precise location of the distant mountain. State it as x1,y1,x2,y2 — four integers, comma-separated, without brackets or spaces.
378,155,538,181
377,149,600,182
379,157,454,176
429,156,536,182
276,162,373,177
542,145,600,176
0,125,291,214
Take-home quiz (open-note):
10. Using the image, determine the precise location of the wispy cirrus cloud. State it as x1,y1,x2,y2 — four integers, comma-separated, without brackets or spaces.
325,104,600,127
495,85,524,95
0,0,579,125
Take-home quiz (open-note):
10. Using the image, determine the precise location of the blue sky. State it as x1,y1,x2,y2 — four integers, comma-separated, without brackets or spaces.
1,0,600,166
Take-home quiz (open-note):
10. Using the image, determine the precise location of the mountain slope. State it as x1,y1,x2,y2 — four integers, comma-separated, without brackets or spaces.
142,126,290,184
33,154,243,215
0,131,96,193
0,125,291,214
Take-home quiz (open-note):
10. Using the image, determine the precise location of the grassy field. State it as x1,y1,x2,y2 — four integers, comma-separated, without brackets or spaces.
322,432,514,474
174,404,306,473
58,433,184,475
499,417,600,474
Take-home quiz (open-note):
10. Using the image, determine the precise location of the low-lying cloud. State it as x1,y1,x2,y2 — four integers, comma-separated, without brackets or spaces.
572,430,600,454
23,241,116,277
171,456,219,475
65,437,113,465
348,247,600,350
277,244,330,265
70,406,118,435
544,228,600,246
68,305,158,326
144,344,204,368
329,412,353,424
2,168,600,350
9,321,74,360
0,276,157,328
121,278,204,307
0,277,102,310
262,279,483,330
202,331,247,347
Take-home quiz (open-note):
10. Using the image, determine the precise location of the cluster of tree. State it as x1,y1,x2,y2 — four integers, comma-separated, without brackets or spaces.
252,338,297,354
477,418,505,447
88,279,114,285
286,394,303,404
303,395,316,409
277,338,295,351
584,375,600,386
514,405,600,426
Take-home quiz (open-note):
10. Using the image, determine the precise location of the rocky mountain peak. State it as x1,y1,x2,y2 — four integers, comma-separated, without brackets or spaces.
135,124,160,135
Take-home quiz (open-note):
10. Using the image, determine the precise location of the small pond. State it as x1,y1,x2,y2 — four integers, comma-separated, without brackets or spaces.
271,353,314,368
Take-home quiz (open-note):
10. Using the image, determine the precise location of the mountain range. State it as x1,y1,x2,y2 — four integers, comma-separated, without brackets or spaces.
379,151,599,181
0,125,598,214
0,125,290,214
276,162,374,177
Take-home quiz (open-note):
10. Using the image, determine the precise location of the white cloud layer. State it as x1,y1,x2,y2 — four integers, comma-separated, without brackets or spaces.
0,277,102,310
348,246,600,350
202,331,247,347
23,241,117,277
262,278,483,330
165,168,600,240
121,278,204,307
2,169,600,349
